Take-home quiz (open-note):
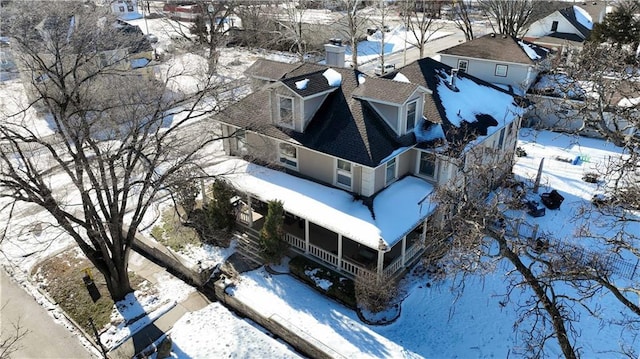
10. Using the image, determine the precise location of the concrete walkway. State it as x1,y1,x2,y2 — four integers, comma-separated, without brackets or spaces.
109,251,210,358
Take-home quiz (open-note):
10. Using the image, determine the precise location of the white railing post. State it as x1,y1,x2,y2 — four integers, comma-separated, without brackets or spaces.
337,234,342,270
247,195,253,227
401,236,407,267
304,219,309,254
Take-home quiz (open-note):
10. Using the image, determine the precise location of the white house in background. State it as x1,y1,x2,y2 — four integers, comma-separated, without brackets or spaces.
438,33,552,94
110,0,142,21
211,57,525,280
523,3,606,64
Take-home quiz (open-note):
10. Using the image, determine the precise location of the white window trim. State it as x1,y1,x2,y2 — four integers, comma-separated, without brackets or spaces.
335,159,352,190
277,95,295,129
406,100,417,133
416,151,437,180
385,157,397,186
457,59,469,72
495,64,508,77
236,129,247,154
278,142,298,170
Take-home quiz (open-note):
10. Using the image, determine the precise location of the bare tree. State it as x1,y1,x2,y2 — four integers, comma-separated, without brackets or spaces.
163,0,238,73
551,43,640,331
0,2,241,301
277,0,310,62
430,147,580,358
336,0,368,69
479,0,534,37
400,0,445,59
449,0,475,41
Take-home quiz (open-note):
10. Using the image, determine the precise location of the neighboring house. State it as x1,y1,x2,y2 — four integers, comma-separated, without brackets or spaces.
523,3,605,65
210,57,525,280
526,73,638,138
16,16,154,101
437,33,552,94
110,0,142,21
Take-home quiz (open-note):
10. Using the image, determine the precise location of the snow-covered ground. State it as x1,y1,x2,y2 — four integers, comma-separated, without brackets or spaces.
164,129,638,358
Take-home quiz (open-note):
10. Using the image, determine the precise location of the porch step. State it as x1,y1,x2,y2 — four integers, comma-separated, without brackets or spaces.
233,231,266,266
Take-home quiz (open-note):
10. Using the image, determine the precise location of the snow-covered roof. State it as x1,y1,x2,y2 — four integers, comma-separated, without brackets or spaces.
573,5,593,30
212,159,435,249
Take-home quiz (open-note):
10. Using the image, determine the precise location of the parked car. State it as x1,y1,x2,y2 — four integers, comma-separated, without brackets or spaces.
374,63,395,76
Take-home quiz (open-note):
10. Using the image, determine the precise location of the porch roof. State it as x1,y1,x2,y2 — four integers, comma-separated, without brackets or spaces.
212,159,436,250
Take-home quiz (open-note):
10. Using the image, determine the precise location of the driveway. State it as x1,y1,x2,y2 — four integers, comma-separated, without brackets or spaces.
0,270,92,358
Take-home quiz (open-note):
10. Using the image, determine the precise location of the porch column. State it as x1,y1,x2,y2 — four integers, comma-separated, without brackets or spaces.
377,239,388,276
421,219,427,244
304,219,309,254
376,250,384,276
401,235,407,267
247,195,253,227
337,234,343,270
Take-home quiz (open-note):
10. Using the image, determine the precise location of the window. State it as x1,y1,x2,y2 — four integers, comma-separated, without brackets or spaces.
457,59,468,73
406,101,417,132
236,129,247,154
119,6,125,12
551,21,558,32
497,127,505,149
386,158,397,185
336,159,352,188
495,64,508,77
278,96,294,128
126,1,134,12
278,142,297,169
418,152,436,178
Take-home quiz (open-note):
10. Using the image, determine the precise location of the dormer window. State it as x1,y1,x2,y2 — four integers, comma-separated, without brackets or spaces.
406,101,417,132
278,95,294,128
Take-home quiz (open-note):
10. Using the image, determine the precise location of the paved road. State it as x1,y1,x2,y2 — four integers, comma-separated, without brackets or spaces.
359,22,493,74
0,270,92,358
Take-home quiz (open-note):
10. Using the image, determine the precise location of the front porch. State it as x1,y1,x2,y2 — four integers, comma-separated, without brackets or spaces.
235,197,426,279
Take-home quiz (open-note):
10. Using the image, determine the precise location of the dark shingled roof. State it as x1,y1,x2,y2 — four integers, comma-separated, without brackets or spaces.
351,77,421,105
386,57,521,152
439,34,546,65
559,6,592,39
244,58,298,81
281,70,338,97
218,57,521,165
218,63,412,167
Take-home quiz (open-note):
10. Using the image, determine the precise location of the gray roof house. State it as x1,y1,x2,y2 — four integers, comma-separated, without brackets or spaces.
209,56,525,280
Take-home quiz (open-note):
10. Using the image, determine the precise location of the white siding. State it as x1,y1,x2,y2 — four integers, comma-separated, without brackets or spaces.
439,54,535,92
525,12,585,39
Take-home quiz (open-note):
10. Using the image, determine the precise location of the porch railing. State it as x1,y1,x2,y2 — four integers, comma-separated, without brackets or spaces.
341,258,374,278
383,243,424,277
237,211,251,225
309,243,339,267
405,242,423,262
284,232,305,251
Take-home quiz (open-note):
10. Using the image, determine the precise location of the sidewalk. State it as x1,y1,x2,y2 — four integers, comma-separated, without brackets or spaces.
109,251,210,358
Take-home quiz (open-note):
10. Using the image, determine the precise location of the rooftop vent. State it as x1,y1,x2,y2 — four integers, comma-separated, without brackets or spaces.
446,68,459,92
490,33,495,37
329,38,342,46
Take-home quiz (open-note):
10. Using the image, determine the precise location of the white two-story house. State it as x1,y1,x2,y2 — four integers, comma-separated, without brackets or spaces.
209,57,525,280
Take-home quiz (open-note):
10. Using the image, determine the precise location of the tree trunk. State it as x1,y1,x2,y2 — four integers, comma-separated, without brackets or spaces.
497,235,577,359
102,264,134,302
